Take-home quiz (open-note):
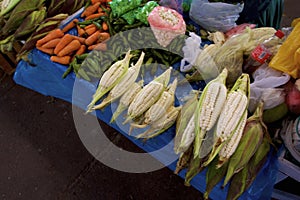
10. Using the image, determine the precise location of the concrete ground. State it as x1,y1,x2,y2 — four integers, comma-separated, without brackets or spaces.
0,1,299,200
0,73,202,200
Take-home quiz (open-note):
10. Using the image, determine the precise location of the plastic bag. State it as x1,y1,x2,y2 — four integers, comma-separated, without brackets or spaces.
213,31,250,85
192,30,250,85
189,0,244,32
249,64,290,113
159,0,183,14
269,18,300,79
148,6,186,47
180,32,202,72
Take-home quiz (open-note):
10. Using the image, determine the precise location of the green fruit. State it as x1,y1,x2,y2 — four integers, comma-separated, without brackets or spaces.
262,102,288,123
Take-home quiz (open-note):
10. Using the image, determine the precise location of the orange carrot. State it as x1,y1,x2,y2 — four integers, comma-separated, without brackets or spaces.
102,22,108,31
97,32,110,43
85,26,98,35
88,43,107,51
57,39,81,57
85,31,101,46
73,36,86,44
91,0,101,4
84,24,96,30
81,2,100,17
50,55,72,65
85,12,106,20
54,34,75,55
36,46,54,55
42,38,61,48
77,25,86,37
36,29,64,47
75,45,86,55
61,19,79,33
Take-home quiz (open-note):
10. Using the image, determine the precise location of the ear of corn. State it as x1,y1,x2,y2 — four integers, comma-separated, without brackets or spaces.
177,114,196,155
110,80,143,123
203,156,229,200
92,52,145,110
174,144,193,175
222,101,266,186
184,155,205,187
226,135,271,200
129,78,177,132
137,78,178,127
194,68,228,159
135,106,181,140
87,50,132,113
174,92,199,154
110,51,145,99
203,73,250,167
225,162,248,200
217,111,247,168
123,67,172,124
193,43,221,80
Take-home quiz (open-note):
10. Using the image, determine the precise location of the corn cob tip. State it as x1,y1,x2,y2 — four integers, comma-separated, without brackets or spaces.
231,73,250,96
154,67,172,87
216,68,228,83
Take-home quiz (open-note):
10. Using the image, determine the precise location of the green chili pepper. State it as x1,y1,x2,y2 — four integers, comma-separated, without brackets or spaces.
62,65,73,79
92,21,102,30
76,53,89,60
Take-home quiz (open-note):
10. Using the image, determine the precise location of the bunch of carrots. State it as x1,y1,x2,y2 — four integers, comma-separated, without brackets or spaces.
35,0,111,65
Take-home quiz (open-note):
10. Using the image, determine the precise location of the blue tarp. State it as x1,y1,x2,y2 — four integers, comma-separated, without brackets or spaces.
13,48,278,200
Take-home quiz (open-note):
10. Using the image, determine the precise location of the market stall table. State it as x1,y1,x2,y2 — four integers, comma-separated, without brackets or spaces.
13,48,278,200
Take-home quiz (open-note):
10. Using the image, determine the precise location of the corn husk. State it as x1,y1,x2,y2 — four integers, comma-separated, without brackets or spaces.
226,136,271,200
0,0,22,17
14,7,46,40
46,0,87,18
0,0,45,38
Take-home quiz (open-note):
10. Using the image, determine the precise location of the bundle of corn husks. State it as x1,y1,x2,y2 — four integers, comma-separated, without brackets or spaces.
0,0,46,52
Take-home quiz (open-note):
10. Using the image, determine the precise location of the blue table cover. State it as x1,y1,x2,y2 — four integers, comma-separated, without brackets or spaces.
13,48,278,200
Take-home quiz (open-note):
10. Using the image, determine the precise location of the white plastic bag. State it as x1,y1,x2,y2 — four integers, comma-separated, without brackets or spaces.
249,64,290,113
189,0,244,32
180,32,202,72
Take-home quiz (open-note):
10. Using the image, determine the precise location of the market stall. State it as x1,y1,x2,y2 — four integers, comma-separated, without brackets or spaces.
1,0,300,199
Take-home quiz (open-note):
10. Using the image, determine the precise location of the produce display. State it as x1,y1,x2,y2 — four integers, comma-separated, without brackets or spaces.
4,0,300,199
0,0,88,59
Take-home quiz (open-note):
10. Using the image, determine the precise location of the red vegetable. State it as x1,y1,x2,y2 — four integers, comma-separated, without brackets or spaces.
285,79,300,114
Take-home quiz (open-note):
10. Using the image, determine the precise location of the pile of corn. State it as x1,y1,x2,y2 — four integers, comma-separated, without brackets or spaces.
87,50,272,199
87,49,181,139
174,69,272,200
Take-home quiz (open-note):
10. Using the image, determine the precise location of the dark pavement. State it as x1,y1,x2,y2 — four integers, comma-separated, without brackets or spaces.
0,73,202,200
1,1,299,199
